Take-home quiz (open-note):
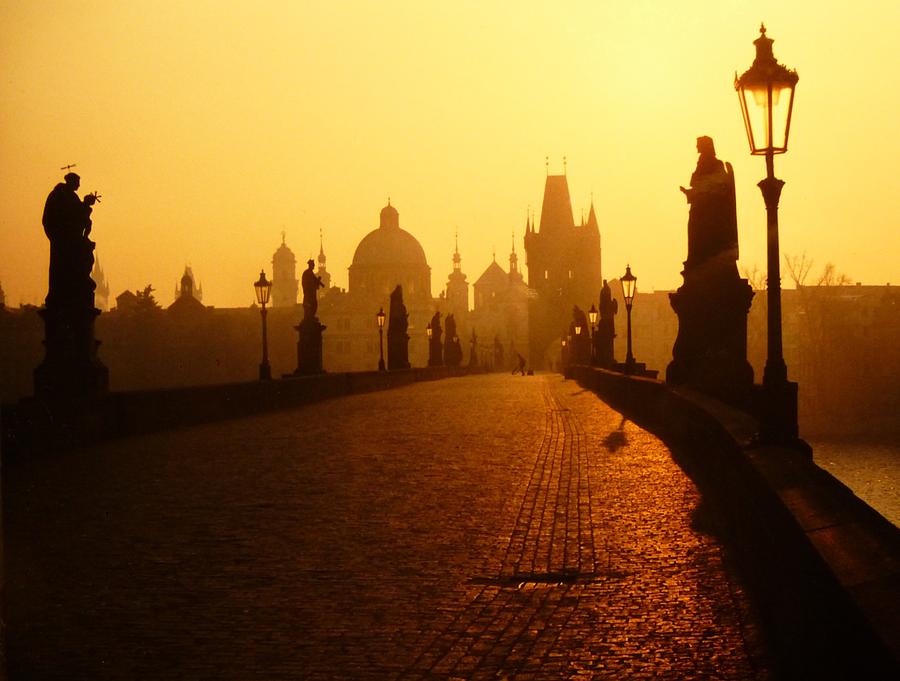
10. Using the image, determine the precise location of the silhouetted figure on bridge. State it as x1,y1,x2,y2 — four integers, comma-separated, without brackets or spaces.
512,352,526,375
387,285,410,370
468,329,478,368
668,136,753,403
35,172,108,400
597,280,618,368
296,259,326,374
443,314,462,367
428,311,443,366
301,259,324,321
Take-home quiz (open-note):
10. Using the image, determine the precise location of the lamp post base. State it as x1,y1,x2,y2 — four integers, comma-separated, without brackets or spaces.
259,362,272,381
753,380,805,448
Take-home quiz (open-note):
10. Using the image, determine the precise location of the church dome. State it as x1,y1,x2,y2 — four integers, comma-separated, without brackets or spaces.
273,235,296,265
351,203,428,268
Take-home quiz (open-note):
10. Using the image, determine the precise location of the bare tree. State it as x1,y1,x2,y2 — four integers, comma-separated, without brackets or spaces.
784,252,814,288
740,264,766,291
784,253,851,288
817,263,852,287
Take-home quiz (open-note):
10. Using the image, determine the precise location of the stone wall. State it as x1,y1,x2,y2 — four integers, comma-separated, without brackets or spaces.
570,365,900,678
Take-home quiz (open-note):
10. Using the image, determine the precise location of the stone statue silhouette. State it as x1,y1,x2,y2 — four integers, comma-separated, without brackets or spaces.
35,171,109,399
387,285,410,370
42,172,99,308
597,280,618,367
443,313,462,367
301,259,324,320
428,310,443,366
679,136,738,271
668,136,753,403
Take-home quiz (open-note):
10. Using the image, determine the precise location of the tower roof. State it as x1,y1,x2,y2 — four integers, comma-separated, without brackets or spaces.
474,260,508,288
585,199,599,233
538,174,575,234
352,202,428,268
379,199,400,230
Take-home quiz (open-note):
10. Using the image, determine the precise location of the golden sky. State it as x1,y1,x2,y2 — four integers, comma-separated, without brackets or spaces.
1,1,898,307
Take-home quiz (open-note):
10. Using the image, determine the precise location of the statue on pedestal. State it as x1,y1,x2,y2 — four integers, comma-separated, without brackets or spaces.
296,259,326,374
387,285,410,370
667,137,754,403
34,171,109,400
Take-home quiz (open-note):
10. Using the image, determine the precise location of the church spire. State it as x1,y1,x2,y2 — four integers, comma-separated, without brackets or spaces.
452,229,461,272
317,228,331,289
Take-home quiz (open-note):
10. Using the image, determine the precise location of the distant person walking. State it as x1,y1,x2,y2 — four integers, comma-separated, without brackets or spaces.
512,352,526,376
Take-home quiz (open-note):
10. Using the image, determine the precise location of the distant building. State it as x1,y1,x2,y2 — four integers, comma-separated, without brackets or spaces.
525,171,602,367
445,233,469,322
168,269,208,316
114,290,138,313
468,237,531,367
174,266,203,303
316,230,332,291
91,255,110,311
271,233,299,308
318,200,434,371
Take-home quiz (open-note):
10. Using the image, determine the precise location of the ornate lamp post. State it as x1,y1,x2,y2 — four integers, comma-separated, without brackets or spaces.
588,304,598,365
561,336,568,369
621,265,637,374
736,24,800,440
376,307,386,371
253,270,273,381
426,322,433,366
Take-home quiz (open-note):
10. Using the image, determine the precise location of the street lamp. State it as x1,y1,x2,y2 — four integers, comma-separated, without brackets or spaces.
253,269,273,381
588,304,598,364
376,307,386,371
426,323,433,366
736,24,800,440
621,265,637,374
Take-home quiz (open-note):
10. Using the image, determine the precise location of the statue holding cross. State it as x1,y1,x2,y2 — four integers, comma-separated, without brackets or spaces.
42,170,101,308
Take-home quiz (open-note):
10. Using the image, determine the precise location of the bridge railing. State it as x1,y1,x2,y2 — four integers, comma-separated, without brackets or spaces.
1,365,484,454
569,364,900,677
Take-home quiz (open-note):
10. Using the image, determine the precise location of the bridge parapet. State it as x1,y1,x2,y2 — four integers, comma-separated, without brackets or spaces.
1,365,482,454
570,365,900,678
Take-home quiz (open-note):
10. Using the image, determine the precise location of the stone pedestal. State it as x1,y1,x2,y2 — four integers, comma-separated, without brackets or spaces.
428,337,443,367
34,304,109,401
667,261,754,405
387,330,410,371
295,317,325,375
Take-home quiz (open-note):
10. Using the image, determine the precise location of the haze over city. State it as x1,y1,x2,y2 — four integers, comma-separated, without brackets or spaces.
1,0,898,307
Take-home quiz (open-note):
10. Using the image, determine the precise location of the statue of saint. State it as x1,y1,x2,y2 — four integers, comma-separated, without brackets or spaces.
387,285,410,370
301,259,324,320
679,136,738,269
42,172,99,308
430,311,442,344
388,285,408,335
597,280,618,367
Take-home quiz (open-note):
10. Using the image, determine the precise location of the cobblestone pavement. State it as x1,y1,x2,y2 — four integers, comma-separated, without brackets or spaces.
5,374,771,680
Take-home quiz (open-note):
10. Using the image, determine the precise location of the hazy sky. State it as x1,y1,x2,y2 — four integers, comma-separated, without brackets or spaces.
2,1,898,307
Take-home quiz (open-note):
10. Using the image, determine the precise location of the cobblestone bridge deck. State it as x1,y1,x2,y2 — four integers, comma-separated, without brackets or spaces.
6,374,771,679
